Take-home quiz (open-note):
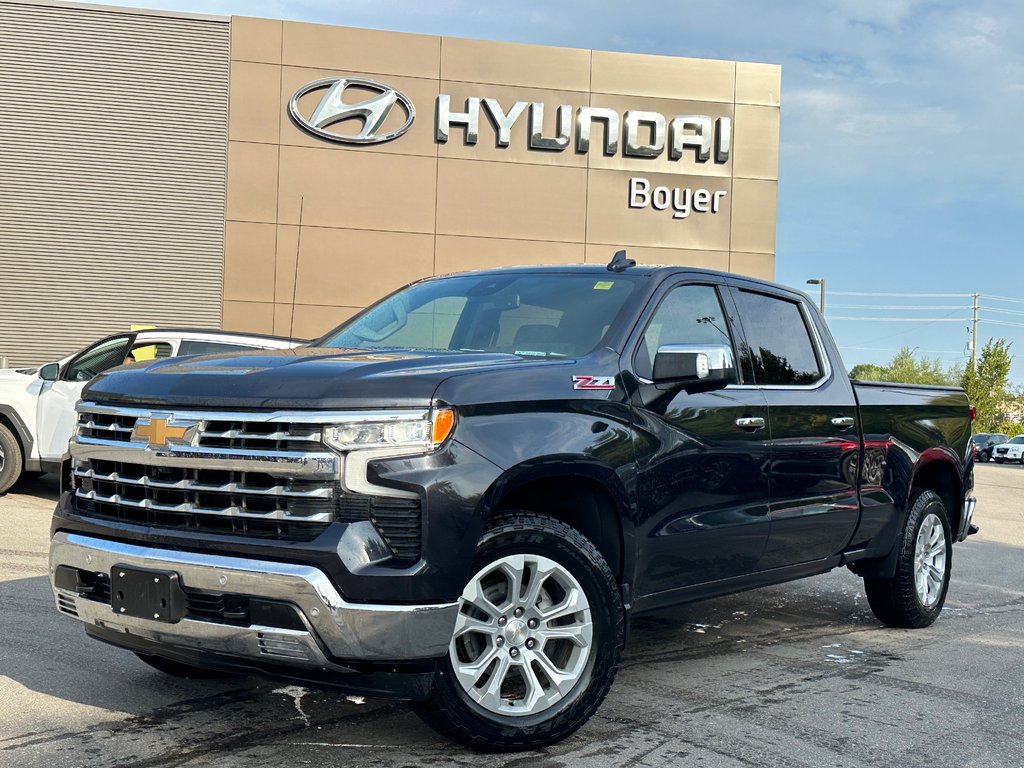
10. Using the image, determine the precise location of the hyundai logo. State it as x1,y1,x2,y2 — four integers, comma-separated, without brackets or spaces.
289,77,416,144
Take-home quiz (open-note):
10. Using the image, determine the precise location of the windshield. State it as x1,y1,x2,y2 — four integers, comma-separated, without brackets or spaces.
1009,437,1024,445
318,274,642,358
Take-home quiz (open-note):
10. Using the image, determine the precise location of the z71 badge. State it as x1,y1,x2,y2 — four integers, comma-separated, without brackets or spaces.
573,375,616,390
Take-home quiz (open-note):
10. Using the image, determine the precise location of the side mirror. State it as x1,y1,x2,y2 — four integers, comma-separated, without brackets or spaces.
39,362,59,382
653,344,736,392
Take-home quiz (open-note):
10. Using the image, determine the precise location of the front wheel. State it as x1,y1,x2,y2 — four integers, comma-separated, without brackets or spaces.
0,423,24,495
412,511,623,751
864,489,952,628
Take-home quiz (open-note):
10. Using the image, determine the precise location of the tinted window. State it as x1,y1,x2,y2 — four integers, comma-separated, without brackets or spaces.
635,284,734,380
178,340,260,356
66,336,132,381
733,290,823,386
320,274,641,358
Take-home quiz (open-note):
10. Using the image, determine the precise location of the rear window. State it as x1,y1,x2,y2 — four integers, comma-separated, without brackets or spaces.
178,340,260,356
733,290,824,386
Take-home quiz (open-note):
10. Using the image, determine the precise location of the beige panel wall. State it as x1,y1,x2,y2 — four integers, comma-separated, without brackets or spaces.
225,17,780,339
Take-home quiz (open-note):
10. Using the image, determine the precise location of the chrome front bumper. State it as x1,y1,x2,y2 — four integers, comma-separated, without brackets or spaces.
50,532,458,668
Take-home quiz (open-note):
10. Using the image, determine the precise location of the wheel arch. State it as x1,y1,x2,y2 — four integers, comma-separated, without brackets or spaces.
481,457,632,587
910,451,962,537
0,405,33,465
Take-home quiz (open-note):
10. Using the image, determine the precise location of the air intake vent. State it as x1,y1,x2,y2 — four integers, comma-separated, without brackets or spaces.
257,632,313,661
57,593,79,618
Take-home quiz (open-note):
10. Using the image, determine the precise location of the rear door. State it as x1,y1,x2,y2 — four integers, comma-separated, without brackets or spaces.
628,280,771,597
727,286,861,568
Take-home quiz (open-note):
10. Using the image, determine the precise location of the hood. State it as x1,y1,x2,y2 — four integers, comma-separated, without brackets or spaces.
82,347,544,409
0,367,35,383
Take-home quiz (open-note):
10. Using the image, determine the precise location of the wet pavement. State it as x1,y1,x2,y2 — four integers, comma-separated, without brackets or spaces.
2,465,1022,767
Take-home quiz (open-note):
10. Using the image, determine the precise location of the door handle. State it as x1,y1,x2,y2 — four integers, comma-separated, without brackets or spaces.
831,416,855,429
735,416,766,430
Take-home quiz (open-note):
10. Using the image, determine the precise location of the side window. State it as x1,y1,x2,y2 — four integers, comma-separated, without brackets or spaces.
635,284,734,380
732,290,823,386
65,336,132,381
178,340,259,356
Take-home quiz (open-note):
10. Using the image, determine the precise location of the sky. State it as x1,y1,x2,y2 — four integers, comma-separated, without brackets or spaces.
93,0,1024,381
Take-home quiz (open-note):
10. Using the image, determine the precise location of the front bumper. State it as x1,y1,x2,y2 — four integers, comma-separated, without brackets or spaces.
50,532,458,675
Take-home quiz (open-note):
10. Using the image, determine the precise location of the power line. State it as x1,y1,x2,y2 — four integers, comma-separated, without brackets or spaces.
829,303,971,310
828,316,970,322
826,291,973,298
982,294,1024,304
980,318,1024,328
839,345,964,354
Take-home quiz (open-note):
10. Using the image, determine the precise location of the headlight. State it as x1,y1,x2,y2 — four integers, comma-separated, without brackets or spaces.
322,408,455,452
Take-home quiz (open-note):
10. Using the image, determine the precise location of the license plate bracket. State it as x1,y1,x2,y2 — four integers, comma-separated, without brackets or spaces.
110,565,187,624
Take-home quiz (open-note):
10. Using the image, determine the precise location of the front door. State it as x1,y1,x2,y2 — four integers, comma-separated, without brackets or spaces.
630,282,771,598
36,334,134,460
728,287,860,569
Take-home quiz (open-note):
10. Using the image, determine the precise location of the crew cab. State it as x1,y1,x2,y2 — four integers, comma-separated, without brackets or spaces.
0,328,298,493
48,258,976,750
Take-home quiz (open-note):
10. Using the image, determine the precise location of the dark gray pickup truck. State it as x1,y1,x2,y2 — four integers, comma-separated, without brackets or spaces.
50,257,976,750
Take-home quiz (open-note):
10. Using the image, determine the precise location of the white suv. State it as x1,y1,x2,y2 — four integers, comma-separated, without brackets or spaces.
0,329,299,493
992,436,1024,464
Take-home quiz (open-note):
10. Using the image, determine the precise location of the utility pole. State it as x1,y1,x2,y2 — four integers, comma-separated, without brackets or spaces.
971,292,979,372
806,278,825,316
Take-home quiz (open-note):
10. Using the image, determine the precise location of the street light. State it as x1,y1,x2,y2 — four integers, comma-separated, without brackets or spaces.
806,278,825,316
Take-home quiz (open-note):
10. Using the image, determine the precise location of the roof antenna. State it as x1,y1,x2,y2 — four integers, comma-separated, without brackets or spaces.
288,196,304,341
607,249,635,273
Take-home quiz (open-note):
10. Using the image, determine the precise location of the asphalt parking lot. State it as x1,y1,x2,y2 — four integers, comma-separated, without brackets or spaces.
2,465,1023,768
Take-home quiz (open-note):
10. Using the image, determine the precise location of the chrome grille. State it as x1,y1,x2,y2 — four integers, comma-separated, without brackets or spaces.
70,402,424,559
75,408,323,452
77,410,139,443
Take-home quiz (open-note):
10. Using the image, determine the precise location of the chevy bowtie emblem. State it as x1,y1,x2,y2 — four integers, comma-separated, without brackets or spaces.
289,76,416,144
132,416,196,449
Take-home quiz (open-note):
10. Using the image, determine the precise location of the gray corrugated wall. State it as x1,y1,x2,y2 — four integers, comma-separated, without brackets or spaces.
0,0,229,366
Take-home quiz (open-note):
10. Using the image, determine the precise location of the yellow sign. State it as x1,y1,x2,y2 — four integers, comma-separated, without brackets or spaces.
593,281,614,290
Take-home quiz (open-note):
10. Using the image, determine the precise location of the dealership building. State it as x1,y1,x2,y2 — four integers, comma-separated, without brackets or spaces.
0,0,781,366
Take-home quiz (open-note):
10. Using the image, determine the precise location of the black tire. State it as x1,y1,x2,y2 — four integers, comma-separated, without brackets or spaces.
412,511,623,751
0,423,24,495
133,652,237,679
979,450,990,463
864,489,952,628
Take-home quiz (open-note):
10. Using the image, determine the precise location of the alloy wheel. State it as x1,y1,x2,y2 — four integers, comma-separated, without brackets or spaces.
914,513,947,608
449,553,593,717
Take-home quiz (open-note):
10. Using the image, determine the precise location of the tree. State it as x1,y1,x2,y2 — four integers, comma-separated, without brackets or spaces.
962,339,1013,431
848,347,956,386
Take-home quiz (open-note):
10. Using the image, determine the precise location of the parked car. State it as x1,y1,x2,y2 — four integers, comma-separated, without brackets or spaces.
970,433,1009,462
0,328,299,493
49,258,976,750
992,435,1024,464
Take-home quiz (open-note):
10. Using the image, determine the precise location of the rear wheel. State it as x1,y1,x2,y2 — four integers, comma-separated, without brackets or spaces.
0,423,23,495
864,489,951,628
413,511,623,751
133,652,237,679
